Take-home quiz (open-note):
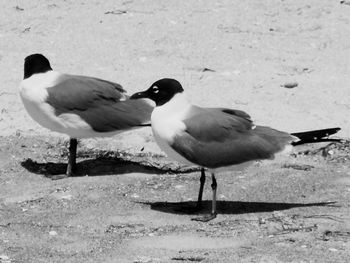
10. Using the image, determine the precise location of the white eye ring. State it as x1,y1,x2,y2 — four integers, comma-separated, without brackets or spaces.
153,86,159,93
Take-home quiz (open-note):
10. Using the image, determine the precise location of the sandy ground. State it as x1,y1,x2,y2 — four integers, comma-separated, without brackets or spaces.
1,0,350,140
1,0,350,262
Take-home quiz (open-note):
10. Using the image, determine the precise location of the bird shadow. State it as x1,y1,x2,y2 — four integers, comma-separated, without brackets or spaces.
141,200,339,215
21,157,175,179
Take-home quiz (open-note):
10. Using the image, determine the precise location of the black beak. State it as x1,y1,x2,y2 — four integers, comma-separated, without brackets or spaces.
130,91,148,100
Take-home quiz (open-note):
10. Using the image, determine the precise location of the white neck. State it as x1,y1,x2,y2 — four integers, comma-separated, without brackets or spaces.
150,92,194,165
152,92,191,121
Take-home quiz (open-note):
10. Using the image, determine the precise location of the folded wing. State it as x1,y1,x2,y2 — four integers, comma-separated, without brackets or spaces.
171,107,295,168
46,74,154,132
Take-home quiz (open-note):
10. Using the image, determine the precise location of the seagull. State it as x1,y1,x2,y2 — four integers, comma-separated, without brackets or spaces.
19,54,153,178
130,78,341,221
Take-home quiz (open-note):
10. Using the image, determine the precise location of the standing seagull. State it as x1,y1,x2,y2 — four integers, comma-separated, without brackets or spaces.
20,54,153,178
130,78,340,222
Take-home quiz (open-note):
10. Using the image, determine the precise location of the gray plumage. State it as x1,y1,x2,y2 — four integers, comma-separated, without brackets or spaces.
46,74,153,132
171,107,295,168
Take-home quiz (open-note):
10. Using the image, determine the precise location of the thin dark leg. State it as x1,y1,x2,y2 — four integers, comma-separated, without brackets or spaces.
196,168,206,208
211,173,217,217
66,138,77,176
191,173,217,222
176,168,206,213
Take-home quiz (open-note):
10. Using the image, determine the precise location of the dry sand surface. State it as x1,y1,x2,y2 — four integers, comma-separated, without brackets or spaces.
1,0,350,262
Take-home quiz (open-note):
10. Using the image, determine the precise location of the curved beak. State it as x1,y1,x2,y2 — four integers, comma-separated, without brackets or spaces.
130,91,148,100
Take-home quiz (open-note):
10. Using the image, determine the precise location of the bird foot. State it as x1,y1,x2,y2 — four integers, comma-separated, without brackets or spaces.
191,213,217,222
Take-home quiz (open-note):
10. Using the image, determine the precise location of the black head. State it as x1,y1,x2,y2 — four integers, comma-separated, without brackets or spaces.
130,78,184,106
24,54,53,79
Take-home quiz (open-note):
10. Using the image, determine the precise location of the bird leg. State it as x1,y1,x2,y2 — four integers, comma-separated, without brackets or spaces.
192,173,217,222
176,168,206,213
211,173,217,217
196,168,206,208
66,138,77,176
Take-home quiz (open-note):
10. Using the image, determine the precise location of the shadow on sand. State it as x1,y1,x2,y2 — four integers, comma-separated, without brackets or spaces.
141,200,338,215
21,157,173,179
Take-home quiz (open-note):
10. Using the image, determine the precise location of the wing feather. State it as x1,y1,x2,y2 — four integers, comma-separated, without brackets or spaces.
46,74,153,132
182,106,253,142
171,107,294,168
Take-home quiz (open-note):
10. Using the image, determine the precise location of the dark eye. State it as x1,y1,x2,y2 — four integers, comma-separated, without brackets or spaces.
152,86,159,94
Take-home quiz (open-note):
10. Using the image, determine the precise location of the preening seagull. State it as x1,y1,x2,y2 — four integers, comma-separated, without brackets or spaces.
19,54,153,178
130,78,341,221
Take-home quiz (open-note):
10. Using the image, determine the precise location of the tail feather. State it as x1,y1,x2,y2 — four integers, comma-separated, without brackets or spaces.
291,127,341,145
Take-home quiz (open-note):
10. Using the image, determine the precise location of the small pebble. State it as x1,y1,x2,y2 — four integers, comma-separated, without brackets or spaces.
49,230,58,236
281,82,298,89
258,218,266,224
61,194,73,200
340,0,350,5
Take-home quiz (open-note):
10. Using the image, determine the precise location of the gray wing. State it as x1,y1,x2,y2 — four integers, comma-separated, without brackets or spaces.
46,74,153,132
171,107,294,168
183,106,253,142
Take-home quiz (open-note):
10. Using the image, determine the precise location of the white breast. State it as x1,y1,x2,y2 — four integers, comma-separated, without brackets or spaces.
151,93,196,166
19,71,66,132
